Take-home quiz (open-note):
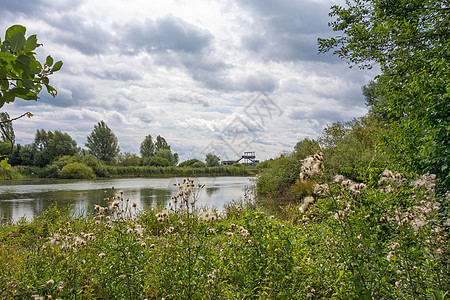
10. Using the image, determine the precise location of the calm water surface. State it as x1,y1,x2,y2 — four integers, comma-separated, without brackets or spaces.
0,176,255,223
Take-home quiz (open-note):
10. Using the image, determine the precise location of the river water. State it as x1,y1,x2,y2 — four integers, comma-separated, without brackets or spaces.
0,176,255,223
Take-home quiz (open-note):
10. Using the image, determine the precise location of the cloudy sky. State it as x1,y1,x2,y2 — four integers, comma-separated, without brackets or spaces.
1,0,378,162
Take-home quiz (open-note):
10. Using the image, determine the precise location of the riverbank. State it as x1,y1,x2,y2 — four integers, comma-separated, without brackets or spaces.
0,175,447,299
1,165,257,180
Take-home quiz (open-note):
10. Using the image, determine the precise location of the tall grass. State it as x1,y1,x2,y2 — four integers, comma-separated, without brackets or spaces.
106,165,254,177
0,170,448,299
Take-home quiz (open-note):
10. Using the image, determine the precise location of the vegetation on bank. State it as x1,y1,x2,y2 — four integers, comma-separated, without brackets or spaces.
0,174,448,299
0,163,255,180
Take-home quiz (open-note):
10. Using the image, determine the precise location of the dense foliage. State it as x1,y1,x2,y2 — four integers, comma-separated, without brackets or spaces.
318,0,449,198
0,25,62,106
0,177,447,299
0,25,62,169
85,121,120,163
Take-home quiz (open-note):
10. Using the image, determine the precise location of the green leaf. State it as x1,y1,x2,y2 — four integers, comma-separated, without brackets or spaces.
0,157,11,170
41,76,49,85
16,55,32,74
5,25,26,41
46,55,54,67
46,84,57,97
29,59,42,74
24,34,38,52
52,61,63,72
0,40,10,52
2,91,15,103
23,79,35,89
9,32,26,52
0,52,16,62
0,79,8,90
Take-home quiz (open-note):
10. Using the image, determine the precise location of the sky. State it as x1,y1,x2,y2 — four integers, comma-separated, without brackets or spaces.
0,0,378,162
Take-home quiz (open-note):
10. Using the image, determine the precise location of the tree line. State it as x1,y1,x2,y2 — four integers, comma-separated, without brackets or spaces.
0,118,221,178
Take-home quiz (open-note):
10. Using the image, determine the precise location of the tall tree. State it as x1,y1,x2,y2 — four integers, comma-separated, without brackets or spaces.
32,129,78,167
0,112,14,145
85,121,120,163
318,0,449,193
155,135,170,151
205,153,220,167
0,112,14,157
140,134,155,158
155,148,179,166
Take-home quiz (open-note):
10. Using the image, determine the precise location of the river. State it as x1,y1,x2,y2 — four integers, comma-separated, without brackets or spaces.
0,176,255,223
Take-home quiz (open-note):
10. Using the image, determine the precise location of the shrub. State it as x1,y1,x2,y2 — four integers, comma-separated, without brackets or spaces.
59,162,95,179
147,156,171,167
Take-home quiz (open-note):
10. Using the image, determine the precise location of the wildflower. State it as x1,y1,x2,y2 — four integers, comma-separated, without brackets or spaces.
240,228,250,238
387,251,394,262
226,232,234,237
112,200,120,207
365,214,370,220
357,243,363,249
389,242,400,250
99,252,106,258
299,196,315,213
395,281,402,288
201,211,211,222
46,279,54,288
207,279,214,285
208,228,216,234
140,242,146,247
269,215,275,220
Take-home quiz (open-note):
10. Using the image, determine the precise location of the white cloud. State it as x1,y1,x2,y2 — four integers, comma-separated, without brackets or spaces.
0,0,378,162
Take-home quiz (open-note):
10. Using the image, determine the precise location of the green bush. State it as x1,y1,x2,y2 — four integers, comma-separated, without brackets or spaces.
256,153,302,196
147,156,171,167
59,162,95,179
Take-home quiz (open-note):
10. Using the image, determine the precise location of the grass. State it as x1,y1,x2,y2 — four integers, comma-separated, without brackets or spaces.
105,165,255,178
0,173,448,299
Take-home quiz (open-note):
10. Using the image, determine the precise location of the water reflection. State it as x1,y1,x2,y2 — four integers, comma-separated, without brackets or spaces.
0,176,254,223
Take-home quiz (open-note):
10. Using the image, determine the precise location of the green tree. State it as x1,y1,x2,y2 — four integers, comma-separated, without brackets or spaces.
116,152,140,166
294,138,320,159
0,112,14,157
205,153,220,167
155,135,170,151
85,121,120,163
147,156,171,167
140,134,155,158
0,24,62,106
179,159,205,168
155,148,178,166
318,0,449,193
32,129,78,167
0,25,62,168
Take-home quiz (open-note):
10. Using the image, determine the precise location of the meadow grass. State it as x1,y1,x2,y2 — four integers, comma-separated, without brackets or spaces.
0,173,448,299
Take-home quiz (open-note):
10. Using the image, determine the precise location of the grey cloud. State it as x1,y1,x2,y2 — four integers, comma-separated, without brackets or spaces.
38,85,94,108
1,0,84,15
168,92,210,107
289,106,348,125
47,15,114,55
86,68,142,82
239,0,339,63
121,15,213,55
